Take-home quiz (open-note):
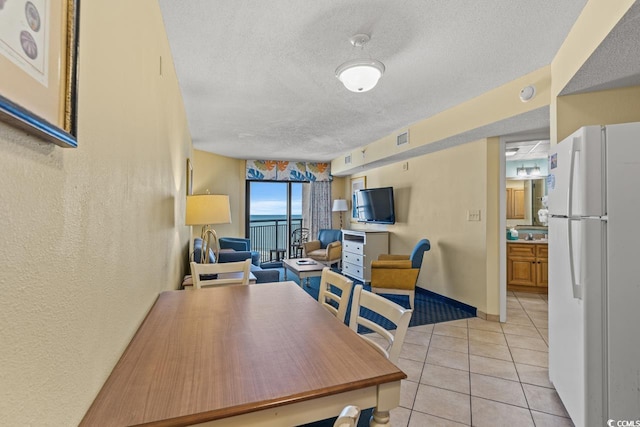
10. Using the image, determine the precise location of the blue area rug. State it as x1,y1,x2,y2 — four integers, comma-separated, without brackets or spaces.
268,268,476,427
273,267,476,329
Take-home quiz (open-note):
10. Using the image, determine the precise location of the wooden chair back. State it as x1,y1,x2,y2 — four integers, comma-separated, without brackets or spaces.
318,267,353,322
190,259,251,289
348,284,412,364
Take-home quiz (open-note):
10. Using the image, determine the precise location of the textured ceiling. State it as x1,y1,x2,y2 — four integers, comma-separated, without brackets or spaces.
561,1,640,95
158,1,592,162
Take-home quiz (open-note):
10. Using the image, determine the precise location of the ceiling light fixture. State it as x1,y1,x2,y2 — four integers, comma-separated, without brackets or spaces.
505,148,519,157
335,34,385,93
516,164,541,177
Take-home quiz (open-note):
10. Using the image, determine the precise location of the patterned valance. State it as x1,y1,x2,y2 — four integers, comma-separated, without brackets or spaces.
246,160,331,182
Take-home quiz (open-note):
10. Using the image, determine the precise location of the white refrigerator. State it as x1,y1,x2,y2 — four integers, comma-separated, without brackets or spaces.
547,122,640,427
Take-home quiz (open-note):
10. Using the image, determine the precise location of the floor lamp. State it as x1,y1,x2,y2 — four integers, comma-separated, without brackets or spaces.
186,194,231,263
332,199,348,230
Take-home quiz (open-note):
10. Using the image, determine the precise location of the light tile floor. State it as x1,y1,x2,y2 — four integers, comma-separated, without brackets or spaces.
386,291,574,427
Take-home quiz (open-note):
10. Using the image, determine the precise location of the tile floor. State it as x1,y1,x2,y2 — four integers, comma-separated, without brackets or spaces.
385,291,574,427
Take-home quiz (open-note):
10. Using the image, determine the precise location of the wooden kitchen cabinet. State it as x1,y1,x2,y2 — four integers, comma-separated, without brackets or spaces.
535,244,548,287
506,188,525,219
507,242,548,293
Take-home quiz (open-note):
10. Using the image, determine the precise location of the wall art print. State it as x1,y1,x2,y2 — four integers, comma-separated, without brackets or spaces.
0,0,79,147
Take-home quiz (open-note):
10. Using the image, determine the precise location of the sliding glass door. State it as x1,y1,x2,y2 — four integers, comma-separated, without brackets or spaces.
246,181,307,264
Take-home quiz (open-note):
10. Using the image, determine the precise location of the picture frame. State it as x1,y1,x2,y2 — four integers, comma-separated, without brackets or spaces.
350,176,366,222
186,158,193,195
0,0,80,148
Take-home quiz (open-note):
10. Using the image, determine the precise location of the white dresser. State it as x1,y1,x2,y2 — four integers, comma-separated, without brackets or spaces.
341,230,389,283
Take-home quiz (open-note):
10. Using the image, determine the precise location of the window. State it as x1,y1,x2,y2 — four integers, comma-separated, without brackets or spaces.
246,181,307,262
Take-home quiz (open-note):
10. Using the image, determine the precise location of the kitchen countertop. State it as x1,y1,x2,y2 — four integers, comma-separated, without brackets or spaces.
508,239,548,244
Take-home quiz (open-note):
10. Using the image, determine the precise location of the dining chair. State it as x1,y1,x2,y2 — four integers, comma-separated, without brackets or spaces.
333,405,360,427
189,259,251,289
348,285,413,364
318,267,353,323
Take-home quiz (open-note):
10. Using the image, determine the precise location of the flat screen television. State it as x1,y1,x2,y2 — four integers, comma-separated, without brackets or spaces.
355,186,396,224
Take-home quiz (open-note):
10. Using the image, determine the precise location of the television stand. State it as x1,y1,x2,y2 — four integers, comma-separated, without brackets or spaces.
341,229,389,283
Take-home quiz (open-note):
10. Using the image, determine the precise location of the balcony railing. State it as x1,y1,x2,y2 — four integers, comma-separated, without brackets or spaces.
249,218,303,263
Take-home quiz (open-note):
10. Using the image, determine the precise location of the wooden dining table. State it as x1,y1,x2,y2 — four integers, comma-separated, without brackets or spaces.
80,281,406,426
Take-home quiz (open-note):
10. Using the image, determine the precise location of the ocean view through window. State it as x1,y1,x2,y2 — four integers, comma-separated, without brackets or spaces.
247,181,307,262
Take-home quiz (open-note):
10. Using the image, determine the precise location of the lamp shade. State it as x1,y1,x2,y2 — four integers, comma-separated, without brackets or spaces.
186,194,231,225
332,199,348,212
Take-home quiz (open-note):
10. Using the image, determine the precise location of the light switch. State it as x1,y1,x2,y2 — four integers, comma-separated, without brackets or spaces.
467,210,481,221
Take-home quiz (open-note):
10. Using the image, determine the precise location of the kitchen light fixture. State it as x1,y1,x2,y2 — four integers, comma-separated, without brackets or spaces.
335,34,385,93
516,164,541,177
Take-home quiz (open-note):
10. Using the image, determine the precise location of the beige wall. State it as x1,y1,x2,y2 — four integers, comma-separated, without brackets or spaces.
0,1,191,425
192,150,245,238
346,139,499,315
555,86,640,142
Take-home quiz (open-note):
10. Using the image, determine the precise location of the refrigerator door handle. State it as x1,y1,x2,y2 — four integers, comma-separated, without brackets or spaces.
567,136,581,217
567,217,582,299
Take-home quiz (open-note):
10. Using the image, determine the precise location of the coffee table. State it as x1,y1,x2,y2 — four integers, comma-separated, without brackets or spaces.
282,257,324,287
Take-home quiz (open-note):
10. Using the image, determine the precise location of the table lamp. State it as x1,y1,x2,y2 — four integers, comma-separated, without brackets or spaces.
186,194,231,263
332,199,348,229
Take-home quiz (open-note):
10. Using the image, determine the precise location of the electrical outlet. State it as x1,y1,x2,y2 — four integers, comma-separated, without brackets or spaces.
467,209,481,221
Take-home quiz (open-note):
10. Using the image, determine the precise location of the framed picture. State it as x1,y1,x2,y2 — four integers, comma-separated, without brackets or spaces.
186,158,193,195
0,0,80,148
350,176,366,222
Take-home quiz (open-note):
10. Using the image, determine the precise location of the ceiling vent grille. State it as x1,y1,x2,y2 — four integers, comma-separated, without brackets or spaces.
344,154,352,164
397,131,409,147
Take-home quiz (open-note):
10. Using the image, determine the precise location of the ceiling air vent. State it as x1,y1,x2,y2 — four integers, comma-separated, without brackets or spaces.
397,131,409,147
345,154,352,164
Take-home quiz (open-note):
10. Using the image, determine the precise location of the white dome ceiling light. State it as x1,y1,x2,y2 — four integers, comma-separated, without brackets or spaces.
335,34,385,93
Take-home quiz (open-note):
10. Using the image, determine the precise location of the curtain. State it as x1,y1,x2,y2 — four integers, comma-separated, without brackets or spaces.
308,181,332,239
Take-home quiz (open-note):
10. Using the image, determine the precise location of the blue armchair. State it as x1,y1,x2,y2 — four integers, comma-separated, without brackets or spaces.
303,229,342,267
219,237,260,266
370,238,431,309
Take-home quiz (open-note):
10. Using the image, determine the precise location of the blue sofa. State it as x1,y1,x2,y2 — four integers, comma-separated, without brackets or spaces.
192,238,279,284
218,237,260,266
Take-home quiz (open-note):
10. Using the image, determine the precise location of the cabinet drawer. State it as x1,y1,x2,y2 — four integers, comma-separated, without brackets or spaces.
507,244,535,257
342,251,364,267
343,241,364,254
536,244,548,259
342,262,364,280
